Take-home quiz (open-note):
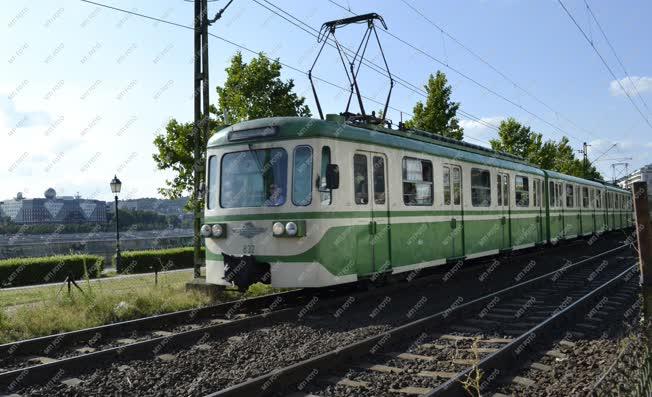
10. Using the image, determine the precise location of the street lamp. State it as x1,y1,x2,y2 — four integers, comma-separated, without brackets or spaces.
110,175,122,270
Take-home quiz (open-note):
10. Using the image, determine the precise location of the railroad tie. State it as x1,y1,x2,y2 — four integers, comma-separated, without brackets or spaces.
575,322,599,330
388,386,434,395
357,363,404,373
417,370,457,379
60,378,83,387
449,358,478,365
25,356,59,365
419,343,449,350
439,334,474,341
115,338,137,345
151,330,174,337
511,376,536,387
387,352,437,362
465,318,500,326
449,325,482,333
530,362,553,372
479,337,514,344
327,377,369,389
209,318,232,325
544,349,568,360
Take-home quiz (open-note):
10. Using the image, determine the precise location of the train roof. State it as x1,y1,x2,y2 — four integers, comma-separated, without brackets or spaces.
545,170,628,192
209,117,545,175
544,170,605,188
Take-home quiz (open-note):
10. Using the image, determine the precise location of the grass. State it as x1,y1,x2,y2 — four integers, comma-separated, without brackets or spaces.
0,270,284,344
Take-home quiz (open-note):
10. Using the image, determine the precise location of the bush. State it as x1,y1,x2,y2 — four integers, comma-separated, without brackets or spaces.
115,247,204,274
0,255,104,288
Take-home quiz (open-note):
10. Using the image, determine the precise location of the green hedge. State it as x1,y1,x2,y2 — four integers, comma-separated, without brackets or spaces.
0,255,104,288
115,247,204,274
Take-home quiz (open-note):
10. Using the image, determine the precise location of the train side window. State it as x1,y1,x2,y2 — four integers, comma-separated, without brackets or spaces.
452,166,461,205
319,146,332,205
565,184,574,208
402,157,433,206
443,166,451,205
589,189,595,209
471,168,491,207
575,186,580,207
353,154,368,205
207,155,217,209
292,146,312,206
373,156,385,204
596,190,602,208
549,181,556,208
533,179,542,207
515,175,529,207
582,186,589,208
556,183,563,207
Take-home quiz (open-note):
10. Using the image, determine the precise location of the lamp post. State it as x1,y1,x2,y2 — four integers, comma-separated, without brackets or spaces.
110,175,122,270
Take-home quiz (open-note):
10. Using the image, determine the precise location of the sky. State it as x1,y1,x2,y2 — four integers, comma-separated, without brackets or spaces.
1,0,651,202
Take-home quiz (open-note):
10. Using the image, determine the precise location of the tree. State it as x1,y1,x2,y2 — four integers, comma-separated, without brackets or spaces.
215,52,311,123
153,52,311,209
490,117,542,162
404,71,464,140
491,118,602,179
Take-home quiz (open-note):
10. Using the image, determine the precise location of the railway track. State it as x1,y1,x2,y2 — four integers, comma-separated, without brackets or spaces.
209,245,637,397
0,238,631,395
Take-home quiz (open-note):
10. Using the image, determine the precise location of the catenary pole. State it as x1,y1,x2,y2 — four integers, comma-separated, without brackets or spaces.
192,0,203,279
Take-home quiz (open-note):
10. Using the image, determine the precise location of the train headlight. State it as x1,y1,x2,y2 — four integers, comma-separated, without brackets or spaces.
285,221,298,236
272,222,285,236
200,224,212,237
211,224,224,238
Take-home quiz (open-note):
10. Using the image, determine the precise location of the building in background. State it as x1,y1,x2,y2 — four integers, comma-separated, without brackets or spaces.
106,197,190,217
0,188,107,224
617,163,652,193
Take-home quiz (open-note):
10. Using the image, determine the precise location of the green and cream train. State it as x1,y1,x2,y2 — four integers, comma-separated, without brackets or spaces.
201,115,633,291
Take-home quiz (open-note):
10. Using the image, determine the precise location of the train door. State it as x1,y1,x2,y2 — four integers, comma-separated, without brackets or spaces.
557,182,565,239
352,151,391,277
575,185,582,235
497,172,511,251
605,192,611,230
534,179,544,243
589,188,596,232
443,164,464,260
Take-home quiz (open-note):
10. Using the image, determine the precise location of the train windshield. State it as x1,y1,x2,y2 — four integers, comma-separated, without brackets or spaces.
220,148,288,208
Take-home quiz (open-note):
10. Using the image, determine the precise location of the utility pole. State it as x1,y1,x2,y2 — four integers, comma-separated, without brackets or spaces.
577,142,589,178
192,0,203,280
190,0,234,281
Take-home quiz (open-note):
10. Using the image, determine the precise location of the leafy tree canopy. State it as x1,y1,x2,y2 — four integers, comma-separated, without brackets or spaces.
404,71,464,140
215,52,311,123
490,117,602,179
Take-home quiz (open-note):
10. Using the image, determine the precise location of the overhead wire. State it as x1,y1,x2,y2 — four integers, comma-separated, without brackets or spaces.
582,0,651,115
394,0,600,141
557,0,652,130
80,0,495,146
79,0,414,119
252,0,500,138
324,0,590,145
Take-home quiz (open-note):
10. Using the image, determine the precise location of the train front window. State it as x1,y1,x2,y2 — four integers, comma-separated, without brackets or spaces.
207,155,217,209
292,146,312,206
220,148,288,208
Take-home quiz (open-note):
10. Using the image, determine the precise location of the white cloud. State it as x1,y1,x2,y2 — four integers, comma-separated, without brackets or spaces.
609,76,652,97
460,116,504,148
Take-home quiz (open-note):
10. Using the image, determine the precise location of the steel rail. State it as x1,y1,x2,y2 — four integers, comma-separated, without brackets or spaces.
0,254,476,392
428,263,639,396
206,244,630,397
0,288,309,359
